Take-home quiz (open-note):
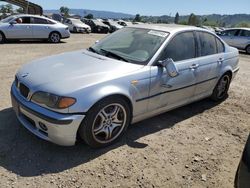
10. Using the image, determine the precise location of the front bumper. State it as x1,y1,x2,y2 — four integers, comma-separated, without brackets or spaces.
61,30,71,39
11,83,85,146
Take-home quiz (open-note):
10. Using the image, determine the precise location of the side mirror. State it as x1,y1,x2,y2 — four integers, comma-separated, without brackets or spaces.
157,58,179,77
9,21,17,25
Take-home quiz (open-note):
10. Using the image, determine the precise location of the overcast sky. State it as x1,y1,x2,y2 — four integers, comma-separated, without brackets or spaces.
1,0,250,16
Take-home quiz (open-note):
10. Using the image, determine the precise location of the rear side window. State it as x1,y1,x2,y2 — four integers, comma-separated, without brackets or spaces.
33,17,49,24
198,32,217,56
160,32,196,62
216,38,224,53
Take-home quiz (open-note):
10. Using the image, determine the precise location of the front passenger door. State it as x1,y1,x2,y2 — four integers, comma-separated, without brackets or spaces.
7,17,33,39
148,32,198,111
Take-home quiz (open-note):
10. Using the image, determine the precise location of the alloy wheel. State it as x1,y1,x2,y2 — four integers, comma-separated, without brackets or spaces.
92,103,127,144
217,74,230,99
50,33,60,43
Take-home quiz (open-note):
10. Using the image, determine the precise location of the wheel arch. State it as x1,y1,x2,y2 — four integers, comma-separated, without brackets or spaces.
49,31,62,38
220,66,233,80
0,30,6,39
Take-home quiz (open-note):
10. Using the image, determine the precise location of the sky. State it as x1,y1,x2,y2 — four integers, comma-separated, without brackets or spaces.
1,0,250,16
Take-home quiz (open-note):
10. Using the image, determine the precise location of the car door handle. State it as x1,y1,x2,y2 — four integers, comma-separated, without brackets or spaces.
189,64,199,69
217,58,224,65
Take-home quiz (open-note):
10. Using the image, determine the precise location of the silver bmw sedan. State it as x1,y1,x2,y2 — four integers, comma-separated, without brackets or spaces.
11,24,239,147
0,14,70,43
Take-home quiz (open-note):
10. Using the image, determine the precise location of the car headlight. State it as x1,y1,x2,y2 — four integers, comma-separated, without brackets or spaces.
31,92,76,109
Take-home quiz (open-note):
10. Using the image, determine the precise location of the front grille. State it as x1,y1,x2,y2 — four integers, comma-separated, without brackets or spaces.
19,83,30,98
22,114,36,129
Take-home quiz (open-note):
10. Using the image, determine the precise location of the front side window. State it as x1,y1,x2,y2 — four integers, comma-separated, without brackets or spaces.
198,32,217,56
221,29,239,36
91,28,168,65
240,30,250,37
159,32,196,62
15,17,31,24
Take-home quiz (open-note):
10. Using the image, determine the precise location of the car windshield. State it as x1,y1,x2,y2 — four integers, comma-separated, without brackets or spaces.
72,19,83,24
0,16,16,23
93,20,106,26
90,27,169,65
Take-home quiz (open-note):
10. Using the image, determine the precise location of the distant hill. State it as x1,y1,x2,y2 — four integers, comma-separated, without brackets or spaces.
142,14,250,27
44,9,134,19
44,9,250,27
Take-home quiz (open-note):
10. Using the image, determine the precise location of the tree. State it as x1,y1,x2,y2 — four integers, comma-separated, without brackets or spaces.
84,13,94,19
134,14,141,22
235,21,250,28
16,7,24,14
174,12,179,24
60,6,69,17
188,13,199,26
0,4,13,14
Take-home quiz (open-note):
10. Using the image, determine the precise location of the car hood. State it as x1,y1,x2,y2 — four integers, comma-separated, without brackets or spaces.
17,50,143,95
73,23,89,28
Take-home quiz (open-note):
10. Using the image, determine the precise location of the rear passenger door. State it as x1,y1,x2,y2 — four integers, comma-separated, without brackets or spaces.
193,31,225,98
31,17,53,39
234,29,250,49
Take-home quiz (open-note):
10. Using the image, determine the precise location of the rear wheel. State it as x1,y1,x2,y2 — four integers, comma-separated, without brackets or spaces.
49,32,61,43
0,32,5,44
211,73,231,101
79,97,131,148
246,45,250,54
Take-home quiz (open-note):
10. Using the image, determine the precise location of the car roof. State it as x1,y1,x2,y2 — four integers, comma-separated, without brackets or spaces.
15,14,47,19
128,24,209,34
224,28,250,31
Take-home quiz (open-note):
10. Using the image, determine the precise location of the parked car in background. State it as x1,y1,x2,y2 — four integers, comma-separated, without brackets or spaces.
117,20,133,27
198,25,215,33
0,14,70,43
11,24,239,147
218,28,250,54
235,133,250,188
81,18,109,33
102,19,123,33
63,18,91,33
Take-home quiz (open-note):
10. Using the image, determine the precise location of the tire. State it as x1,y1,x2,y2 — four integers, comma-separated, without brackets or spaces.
49,32,61,43
79,96,131,148
246,45,250,55
211,73,231,101
0,32,5,44
73,27,77,33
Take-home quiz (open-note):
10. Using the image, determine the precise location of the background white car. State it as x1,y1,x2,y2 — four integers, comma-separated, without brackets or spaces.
0,14,70,43
63,18,91,33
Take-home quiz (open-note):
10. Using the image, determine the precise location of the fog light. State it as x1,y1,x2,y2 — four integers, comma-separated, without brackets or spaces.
39,122,48,131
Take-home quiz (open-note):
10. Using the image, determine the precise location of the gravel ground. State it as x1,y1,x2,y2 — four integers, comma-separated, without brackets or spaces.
0,34,250,188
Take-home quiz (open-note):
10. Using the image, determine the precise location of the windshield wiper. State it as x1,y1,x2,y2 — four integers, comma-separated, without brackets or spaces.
88,47,99,54
100,48,129,62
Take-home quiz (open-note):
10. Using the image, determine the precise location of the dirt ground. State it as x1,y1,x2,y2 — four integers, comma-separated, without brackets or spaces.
0,34,249,188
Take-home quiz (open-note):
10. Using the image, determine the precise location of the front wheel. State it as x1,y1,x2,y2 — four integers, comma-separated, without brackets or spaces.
49,32,61,43
246,45,250,55
0,32,5,44
211,74,231,101
79,97,131,148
